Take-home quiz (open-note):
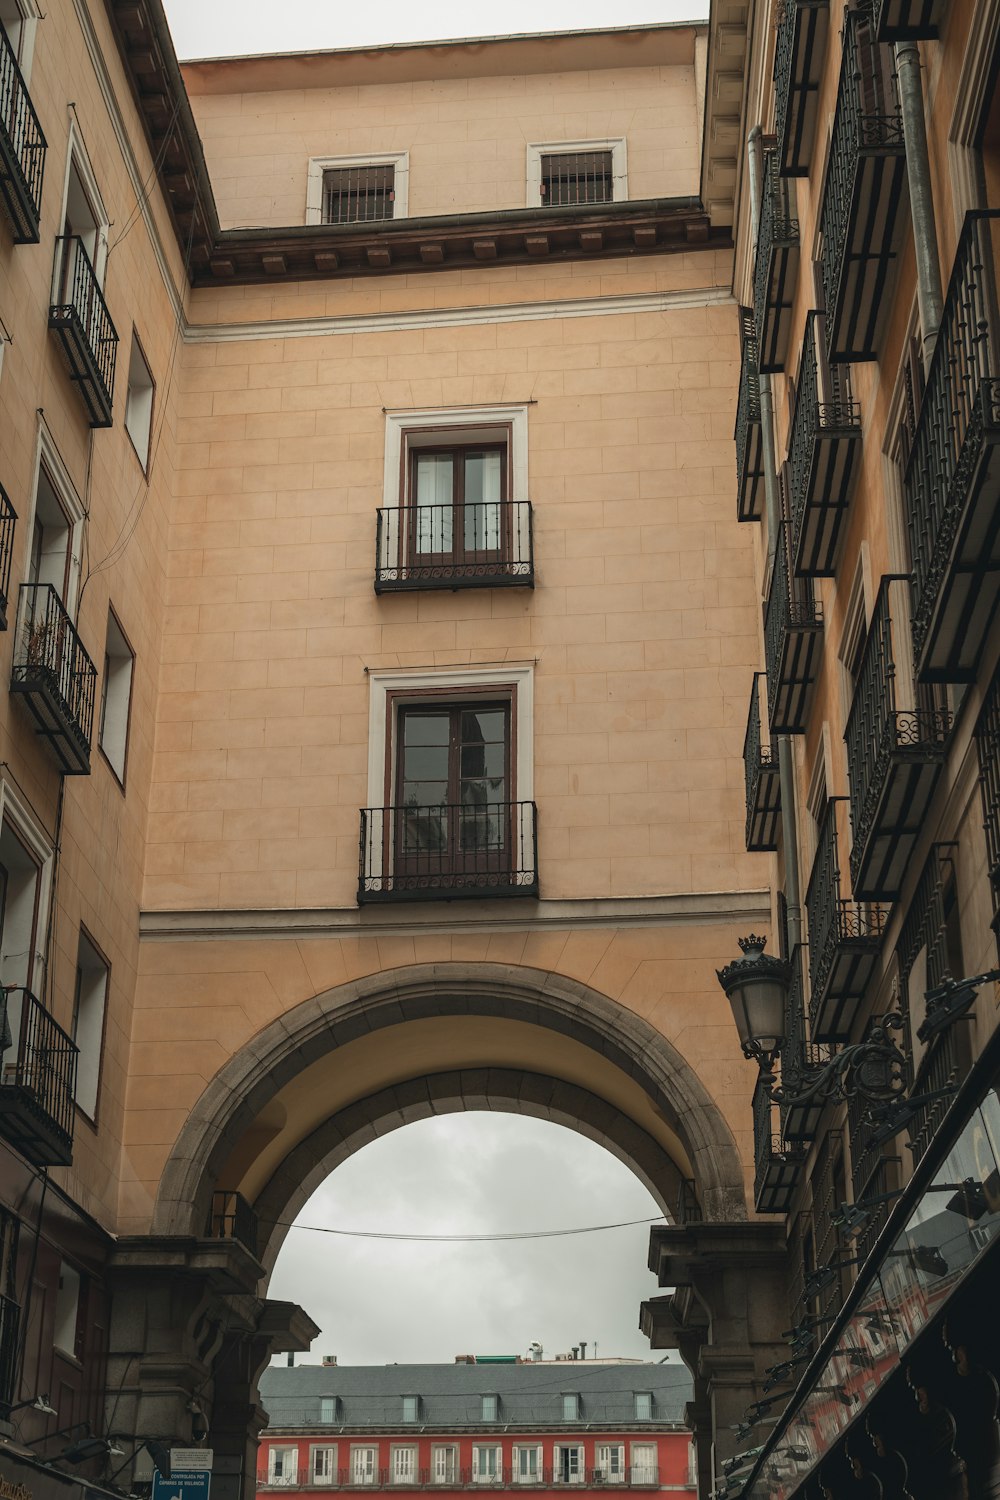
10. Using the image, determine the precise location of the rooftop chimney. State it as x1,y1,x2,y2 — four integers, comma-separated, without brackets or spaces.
287,1354,295,1367
580,1342,587,1360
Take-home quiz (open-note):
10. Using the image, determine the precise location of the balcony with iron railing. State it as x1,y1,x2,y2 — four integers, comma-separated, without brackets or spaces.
256,1472,661,1492
735,307,764,523
805,798,887,1042
207,1189,259,1257
787,313,862,577
359,802,538,903
754,154,799,374
0,985,78,1167
874,0,942,41
0,23,45,243
754,1073,806,1213
48,235,118,428
818,1,907,362
0,481,16,631
774,0,829,177
763,523,823,734
845,578,950,900
744,671,780,852
375,501,533,593
904,211,1000,683
10,584,98,774
975,669,1000,940
780,946,834,1142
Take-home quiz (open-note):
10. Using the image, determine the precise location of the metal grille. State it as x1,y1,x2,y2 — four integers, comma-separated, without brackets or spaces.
0,985,79,1146
743,671,779,851
11,583,98,757
322,164,395,224
787,311,860,566
49,236,118,424
735,307,763,520
812,1129,845,1319
207,1190,259,1256
0,20,46,242
0,1289,18,1409
976,669,1000,917
753,152,799,364
763,521,822,731
539,151,613,206
0,482,16,624
375,500,533,592
805,798,886,1033
359,802,538,903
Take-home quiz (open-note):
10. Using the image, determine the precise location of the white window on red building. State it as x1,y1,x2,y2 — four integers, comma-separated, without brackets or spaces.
431,1445,458,1484
392,1447,417,1485
312,1447,337,1486
634,1392,654,1422
269,1448,298,1486
351,1447,378,1486
472,1446,502,1483
594,1445,625,1483
553,1446,584,1485
630,1444,658,1485
513,1446,543,1484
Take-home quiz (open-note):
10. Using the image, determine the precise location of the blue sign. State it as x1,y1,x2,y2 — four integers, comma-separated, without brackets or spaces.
153,1471,212,1500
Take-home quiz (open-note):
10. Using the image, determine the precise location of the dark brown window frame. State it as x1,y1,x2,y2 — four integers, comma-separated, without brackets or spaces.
71,921,111,1130
98,602,136,792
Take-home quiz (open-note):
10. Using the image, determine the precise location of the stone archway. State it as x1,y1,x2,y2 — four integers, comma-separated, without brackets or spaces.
152,961,748,1243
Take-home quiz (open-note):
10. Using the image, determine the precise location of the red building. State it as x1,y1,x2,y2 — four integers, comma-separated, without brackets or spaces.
257,1359,696,1498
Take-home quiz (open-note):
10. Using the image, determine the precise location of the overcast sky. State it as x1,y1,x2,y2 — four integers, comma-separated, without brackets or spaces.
162,0,708,60
267,1114,671,1367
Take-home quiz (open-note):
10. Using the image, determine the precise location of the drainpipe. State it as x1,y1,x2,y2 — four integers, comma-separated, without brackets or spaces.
747,125,803,953
895,41,944,371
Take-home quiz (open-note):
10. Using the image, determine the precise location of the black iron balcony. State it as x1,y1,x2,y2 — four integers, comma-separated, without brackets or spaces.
0,1289,17,1409
905,211,1000,683
764,523,823,734
744,671,780,851
10,583,98,774
754,1074,806,1213
754,153,799,373
806,798,887,1042
735,307,764,522
0,481,16,631
207,1190,259,1256
48,235,117,428
774,0,830,177
359,801,538,903
845,577,950,900
0,986,78,1167
780,946,834,1141
375,500,533,593
787,313,862,576
818,1,907,362
0,23,45,244
874,0,942,40
975,670,1000,936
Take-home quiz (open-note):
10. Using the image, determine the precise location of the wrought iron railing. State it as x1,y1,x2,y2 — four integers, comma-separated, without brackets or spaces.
905,211,1000,667
0,985,78,1147
359,802,538,903
735,307,762,521
805,798,886,1031
0,481,16,628
257,1468,658,1492
744,671,777,849
754,1074,802,1209
207,1189,259,1256
763,523,822,730
0,1289,18,1409
49,235,118,420
375,501,533,592
818,1,904,352
975,669,1000,927
11,584,98,757
674,1177,703,1226
781,946,833,1109
0,22,46,242
753,154,799,367
787,313,861,567
844,578,950,889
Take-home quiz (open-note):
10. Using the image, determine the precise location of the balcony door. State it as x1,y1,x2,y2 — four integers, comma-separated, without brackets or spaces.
395,703,511,881
409,444,507,575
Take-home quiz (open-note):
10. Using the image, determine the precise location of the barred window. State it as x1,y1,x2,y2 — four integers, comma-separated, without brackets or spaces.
322,164,395,224
540,150,613,206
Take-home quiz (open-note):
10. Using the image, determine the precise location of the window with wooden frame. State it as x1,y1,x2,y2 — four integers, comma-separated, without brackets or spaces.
311,1447,337,1486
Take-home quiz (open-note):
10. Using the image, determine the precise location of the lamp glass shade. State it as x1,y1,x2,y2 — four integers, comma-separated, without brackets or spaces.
716,936,789,1059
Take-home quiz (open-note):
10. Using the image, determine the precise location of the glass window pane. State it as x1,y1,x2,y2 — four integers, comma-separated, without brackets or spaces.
462,709,505,744
401,782,447,808
463,451,503,553
404,744,449,781
403,714,449,746
401,806,447,852
415,455,453,553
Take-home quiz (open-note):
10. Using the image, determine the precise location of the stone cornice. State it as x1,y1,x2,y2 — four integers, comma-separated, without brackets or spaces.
102,0,731,289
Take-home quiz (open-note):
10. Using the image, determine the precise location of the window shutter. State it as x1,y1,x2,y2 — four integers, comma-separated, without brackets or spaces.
472,1449,481,1481
535,1447,543,1481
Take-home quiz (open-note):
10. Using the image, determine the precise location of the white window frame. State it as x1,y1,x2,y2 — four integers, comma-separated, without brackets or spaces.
431,1446,458,1485
269,1447,299,1487
634,1391,654,1421
306,152,410,225
311,1446,338,1486
594,1445,625,1483
526,139,628,207
54,120,111,292
562,1393,581,1422
472,1446,502,1484
0,776,55,995
0,0,42,83
72,927,109,1121
22,422,85,614
124,331,155,472
402,1395,419,1424
552,1446,584,1486
390,1447,418,1486
351,1447,378,1487
513,1447,543,1485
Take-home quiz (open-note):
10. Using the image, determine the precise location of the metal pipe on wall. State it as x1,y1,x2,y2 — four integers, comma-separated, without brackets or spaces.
895,40,944,371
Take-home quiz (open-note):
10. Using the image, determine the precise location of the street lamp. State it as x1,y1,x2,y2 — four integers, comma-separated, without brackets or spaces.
716,935,790,1081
